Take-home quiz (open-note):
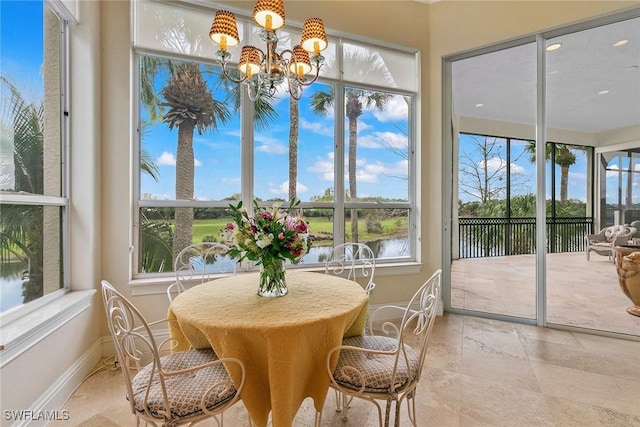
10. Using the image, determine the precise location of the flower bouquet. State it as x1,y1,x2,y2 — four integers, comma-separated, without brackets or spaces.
223,199,311,297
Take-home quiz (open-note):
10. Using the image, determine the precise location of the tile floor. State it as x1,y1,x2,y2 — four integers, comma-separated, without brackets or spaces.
451,252,640,336
48,313,640,426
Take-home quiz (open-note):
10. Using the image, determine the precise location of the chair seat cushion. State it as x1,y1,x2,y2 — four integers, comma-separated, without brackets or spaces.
590,242,613,247
130,348,236,419
333,335,420,393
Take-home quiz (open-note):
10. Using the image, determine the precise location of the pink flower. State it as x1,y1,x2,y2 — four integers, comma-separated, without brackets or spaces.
290,246,305,257
224,223,235,231
294,220,308,233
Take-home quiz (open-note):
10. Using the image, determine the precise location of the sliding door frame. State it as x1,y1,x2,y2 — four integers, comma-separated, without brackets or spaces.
442,7,640,331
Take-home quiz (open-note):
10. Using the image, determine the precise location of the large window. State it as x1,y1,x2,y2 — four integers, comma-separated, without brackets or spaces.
133,2,417,277
0,1,69,317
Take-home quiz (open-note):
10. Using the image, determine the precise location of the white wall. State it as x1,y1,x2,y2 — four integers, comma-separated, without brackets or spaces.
0,1,103,425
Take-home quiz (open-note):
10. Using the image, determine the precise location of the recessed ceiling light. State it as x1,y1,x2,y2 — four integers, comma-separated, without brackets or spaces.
546,43,562,51
598,90,610,95
475,103,484,108
614,39,629,47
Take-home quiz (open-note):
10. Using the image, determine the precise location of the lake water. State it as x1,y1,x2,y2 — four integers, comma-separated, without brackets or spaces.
0,262,27,312
0,237,409,313
301,237,409,264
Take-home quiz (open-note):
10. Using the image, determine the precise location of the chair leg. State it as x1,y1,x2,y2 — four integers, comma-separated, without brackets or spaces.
341,393,349,421
384,398,392,427
334,389,343,412
314,410,322,427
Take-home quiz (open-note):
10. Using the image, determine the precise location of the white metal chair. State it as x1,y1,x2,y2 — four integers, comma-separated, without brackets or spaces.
101,280,245,427
324,242,376,295
326,269,442,427
167,242,236,302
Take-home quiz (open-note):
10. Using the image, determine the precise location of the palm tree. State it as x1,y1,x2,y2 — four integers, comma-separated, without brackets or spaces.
161,62,231,259
309,51,393,242
526,142,576,202
0,77,45,303
288,95,299,200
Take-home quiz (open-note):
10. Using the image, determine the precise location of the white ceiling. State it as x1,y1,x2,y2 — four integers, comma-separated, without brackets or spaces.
452,17,640,134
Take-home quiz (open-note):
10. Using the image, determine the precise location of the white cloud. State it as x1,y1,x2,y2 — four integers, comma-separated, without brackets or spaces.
308,153,334,181
156,151,201,167
157,152,176,166
300,118,333,136
357,119,373,132
357,135,384,149
372,95,408,122
480,157,524,175
510,163,525,174
345,159,408,184
358,131,407,150
255,134,288,154
269,180,309,195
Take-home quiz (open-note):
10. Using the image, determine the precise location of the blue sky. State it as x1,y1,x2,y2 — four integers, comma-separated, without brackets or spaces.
457,133,590,203
140,65,410,202
0,1,44,104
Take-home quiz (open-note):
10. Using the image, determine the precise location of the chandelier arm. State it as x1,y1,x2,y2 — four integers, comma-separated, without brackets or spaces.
245,79,261,102
219,59,248,84
280,49,320,88
298,66,320,87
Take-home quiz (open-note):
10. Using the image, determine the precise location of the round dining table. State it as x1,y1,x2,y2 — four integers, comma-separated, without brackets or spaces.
167,270,369,427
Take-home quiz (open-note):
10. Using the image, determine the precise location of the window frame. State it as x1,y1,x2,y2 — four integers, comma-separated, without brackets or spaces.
131,2,419,281
0,1,70,323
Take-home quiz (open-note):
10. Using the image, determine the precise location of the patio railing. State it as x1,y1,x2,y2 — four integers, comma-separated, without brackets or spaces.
458,217,593,258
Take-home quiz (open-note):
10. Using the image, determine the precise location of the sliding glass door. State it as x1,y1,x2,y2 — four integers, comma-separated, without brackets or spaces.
450,42,537,321
446,13,640,337
544,18,640,336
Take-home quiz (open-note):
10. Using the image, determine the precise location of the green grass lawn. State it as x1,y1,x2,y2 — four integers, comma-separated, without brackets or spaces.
189,216,407,244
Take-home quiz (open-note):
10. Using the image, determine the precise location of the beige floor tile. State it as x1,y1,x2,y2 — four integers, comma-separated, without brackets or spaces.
452,252,640,336
530,360,640,417
545,396,640,427
49,313,640,427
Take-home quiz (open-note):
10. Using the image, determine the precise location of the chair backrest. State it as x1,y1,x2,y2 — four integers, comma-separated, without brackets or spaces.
324,242,376,294
370,269,441,386
169,242,236,302
101,280,163,415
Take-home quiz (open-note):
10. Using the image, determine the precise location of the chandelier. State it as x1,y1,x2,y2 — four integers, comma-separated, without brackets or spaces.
208,0,328,101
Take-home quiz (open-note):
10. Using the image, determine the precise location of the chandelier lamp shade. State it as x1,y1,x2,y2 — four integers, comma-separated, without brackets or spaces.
208,0,328,101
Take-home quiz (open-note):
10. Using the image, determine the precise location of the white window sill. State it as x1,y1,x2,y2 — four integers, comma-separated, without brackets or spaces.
0,290,96,367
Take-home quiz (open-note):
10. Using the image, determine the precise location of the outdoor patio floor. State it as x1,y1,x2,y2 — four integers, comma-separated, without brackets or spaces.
451,251,640,337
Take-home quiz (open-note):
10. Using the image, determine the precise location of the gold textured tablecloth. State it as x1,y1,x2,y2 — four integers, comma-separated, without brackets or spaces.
167,270,369,427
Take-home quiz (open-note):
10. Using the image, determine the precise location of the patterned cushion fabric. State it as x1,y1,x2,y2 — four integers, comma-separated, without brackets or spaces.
333,335,420,393
604,225,631,243
130,348,236,420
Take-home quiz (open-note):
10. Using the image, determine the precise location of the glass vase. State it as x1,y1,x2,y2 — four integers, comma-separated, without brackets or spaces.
258,257,288,298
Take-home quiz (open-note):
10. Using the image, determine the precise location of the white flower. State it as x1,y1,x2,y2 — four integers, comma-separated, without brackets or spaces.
256,233,274,249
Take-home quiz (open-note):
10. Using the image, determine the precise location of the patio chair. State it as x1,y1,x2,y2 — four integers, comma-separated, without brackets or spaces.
326,269,441,427
585,225,635,262
101,280,245,427
167,242,236,302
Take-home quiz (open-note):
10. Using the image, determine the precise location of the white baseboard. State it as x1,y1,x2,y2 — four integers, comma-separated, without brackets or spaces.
15,339,103,427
